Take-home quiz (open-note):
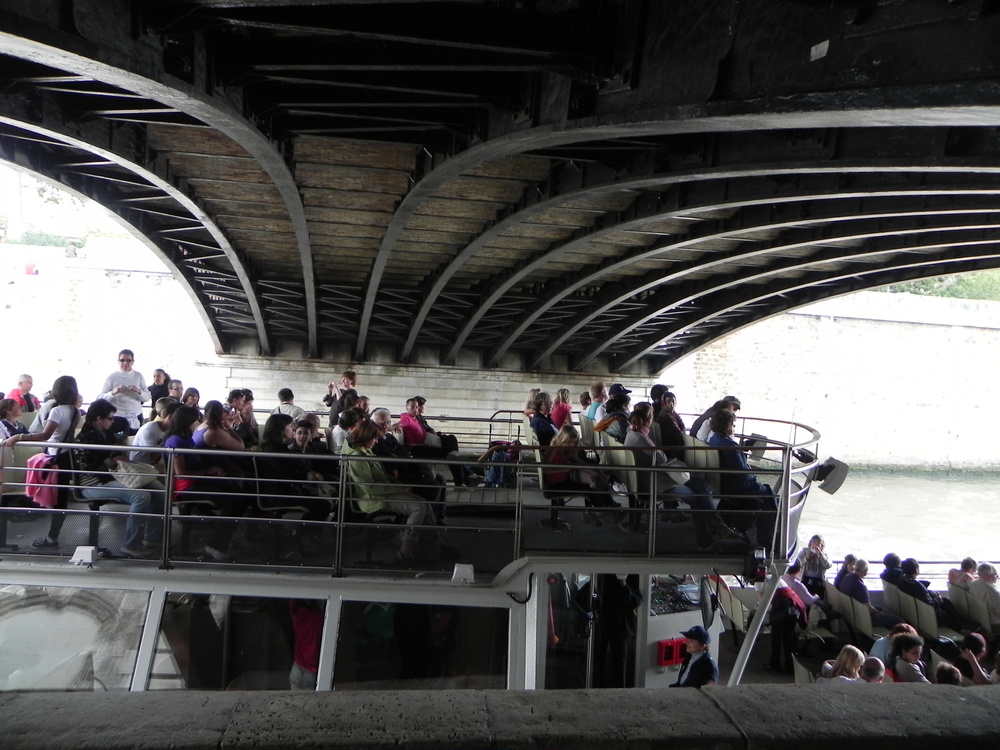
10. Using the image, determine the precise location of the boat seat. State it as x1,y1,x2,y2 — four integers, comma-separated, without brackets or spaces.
914,597,963,643
792,654,816,684
929,649,975,687
881,581,901,616
682,435,721,494
577,414,595,448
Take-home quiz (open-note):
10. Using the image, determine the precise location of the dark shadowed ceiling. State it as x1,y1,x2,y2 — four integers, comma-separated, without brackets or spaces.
3,0,1000,373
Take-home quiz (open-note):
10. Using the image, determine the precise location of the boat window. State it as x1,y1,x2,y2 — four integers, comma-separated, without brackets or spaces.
149,593,325,690
332,601,508,690
0,584,149,691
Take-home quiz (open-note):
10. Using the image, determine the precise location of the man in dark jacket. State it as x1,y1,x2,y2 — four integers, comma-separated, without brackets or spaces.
670,625,719,687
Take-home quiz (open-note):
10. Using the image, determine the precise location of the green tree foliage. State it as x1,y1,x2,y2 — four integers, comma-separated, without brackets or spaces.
879,270,1000,302
19,229,85,248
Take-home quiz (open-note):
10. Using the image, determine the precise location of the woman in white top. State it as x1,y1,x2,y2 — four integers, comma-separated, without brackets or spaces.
816,644,863,684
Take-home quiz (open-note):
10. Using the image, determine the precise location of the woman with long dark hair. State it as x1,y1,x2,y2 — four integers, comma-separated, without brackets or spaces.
4,375,81,549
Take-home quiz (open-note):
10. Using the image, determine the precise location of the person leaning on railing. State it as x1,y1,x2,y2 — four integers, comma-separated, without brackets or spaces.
342,419,439,562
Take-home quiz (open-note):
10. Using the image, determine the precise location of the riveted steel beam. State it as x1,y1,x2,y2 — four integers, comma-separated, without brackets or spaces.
607,230,1000,371
0,6,318,355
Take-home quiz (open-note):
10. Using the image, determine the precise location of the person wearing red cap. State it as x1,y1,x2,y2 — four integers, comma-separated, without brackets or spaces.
669,625,718,687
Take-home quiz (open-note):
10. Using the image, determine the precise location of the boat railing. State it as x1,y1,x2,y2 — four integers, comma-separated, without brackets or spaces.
0,413,822,578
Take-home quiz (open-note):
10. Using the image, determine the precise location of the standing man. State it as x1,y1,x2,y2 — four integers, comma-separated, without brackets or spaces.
97,349,150,434
7,374,41,412
669,625,718,687
323,370,357,429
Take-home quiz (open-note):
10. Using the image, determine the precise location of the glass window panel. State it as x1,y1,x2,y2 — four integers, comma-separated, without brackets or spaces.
150,593,325,691
0,585,149,691
333,601,508,690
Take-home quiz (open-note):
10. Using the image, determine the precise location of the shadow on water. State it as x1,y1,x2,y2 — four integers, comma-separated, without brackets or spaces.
798,469,1000,564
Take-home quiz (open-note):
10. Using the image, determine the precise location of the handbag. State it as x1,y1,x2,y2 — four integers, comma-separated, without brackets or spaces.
423,432,442,448
111,460,158,489
664,458,691,486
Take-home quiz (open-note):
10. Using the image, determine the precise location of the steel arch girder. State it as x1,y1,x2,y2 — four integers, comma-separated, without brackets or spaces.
607,236,1000,372
0,11,318,356
543,203,1000,369
361,79,1000,362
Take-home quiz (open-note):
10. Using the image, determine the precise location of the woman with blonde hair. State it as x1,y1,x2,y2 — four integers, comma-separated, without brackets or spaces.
540,425,618,530
551,388,572,428
523,388,541,418
816,644,865,684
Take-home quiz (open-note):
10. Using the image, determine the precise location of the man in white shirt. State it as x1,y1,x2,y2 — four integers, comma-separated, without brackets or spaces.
968,562,1000,632
271,387,305,420
97,349,150,433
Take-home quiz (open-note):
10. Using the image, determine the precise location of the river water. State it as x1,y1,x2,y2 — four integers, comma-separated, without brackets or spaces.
797,470,999,566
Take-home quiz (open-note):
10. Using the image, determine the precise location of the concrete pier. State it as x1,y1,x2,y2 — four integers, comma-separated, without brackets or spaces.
2,685,998,749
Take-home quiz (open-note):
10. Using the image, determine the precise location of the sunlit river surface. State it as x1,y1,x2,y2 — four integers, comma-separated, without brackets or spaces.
797,470,999,565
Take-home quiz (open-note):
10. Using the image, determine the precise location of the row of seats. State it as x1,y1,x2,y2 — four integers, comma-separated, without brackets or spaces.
881,581,964,642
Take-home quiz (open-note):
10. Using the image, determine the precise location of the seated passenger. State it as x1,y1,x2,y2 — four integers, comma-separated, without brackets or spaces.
654,390,685,461
593,392,630,444
935,662,962,686
256,414,334,520
164,405,249,562
233,388,259,449
540,425,619,531
331,408,364,454
880,552,904,586
968,562,1000,633
898,558,962,629
195,401,247,477
890,632,930,683
690,396,740,442
815,644,864,684
6,374,40,412
550,388,573,429
956,632,991,685
708,408,776,545
529,391,558,447
860,657,885,683
341,419,437,563
834,554,857,590
523,388,541,419
72,399,165,558
869,622,917,668
948,557,977,587
840,559,905,628
594,384,630,427
271,387,305,420
0,398,30,440
399,396,478,487
585,382,604,420
167,379,184,401
579,391,592,414
623,403,739,550
131,398,180,467
288,419,334,490
148,369,171,412
371,407,446,521
781,561,832,614
181,387,200,409
5,375,82,550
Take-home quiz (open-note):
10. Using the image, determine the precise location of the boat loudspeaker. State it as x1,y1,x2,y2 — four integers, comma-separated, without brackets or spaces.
814,457,849,494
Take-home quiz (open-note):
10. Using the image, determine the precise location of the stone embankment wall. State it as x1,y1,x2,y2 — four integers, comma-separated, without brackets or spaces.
3,242,998,470
2,686,999,750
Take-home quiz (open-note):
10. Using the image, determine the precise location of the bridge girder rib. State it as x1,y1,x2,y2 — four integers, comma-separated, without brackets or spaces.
615,246,1000,373
0,14,318,357
528,194,1000,370
600,228,1000,371
358,81,1000,363
462,172,1000,370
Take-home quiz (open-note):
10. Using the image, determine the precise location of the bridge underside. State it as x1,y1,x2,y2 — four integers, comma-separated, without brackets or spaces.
3,0,1000,373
